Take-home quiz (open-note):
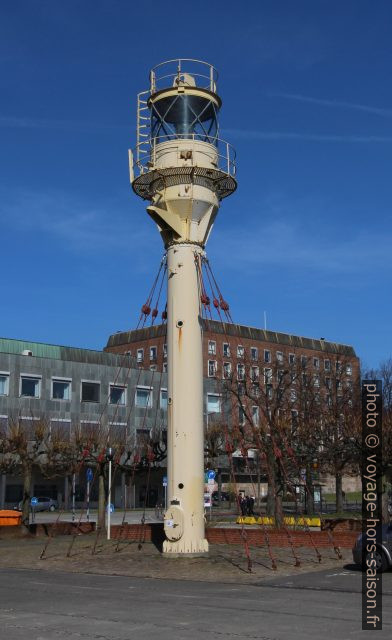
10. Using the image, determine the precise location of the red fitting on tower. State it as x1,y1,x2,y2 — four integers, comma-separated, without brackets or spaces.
201,294,210,306
161,310,167,320
220,298,230,312
151,308,158,319
141,304,151,316
213,298,219,309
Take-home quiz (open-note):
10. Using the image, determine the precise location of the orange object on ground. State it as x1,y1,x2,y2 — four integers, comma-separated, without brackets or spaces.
0,510,22,526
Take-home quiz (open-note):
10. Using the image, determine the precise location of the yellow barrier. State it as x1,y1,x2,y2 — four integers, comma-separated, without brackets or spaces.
236,515,321,527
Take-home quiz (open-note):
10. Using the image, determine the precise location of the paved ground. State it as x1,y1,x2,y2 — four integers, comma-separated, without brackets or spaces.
0,536,391,639
0,565,391,640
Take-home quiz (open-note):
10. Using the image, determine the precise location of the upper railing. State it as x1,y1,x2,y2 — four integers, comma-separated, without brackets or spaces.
132,133,236,180
149,59,219,95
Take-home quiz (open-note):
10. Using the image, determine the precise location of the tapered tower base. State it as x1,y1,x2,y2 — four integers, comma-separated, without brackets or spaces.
163,538,209,556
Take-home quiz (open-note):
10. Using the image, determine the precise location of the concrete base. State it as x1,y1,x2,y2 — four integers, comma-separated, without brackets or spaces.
163,538,209,556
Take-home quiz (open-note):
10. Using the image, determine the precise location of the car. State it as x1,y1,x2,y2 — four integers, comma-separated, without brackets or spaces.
17,497,59,512
352,523,392,573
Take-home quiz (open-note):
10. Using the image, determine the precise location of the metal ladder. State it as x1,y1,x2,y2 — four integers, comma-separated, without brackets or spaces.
136,91,150,171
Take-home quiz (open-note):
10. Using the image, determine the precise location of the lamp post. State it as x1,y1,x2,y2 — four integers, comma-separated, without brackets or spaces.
106,447,114,540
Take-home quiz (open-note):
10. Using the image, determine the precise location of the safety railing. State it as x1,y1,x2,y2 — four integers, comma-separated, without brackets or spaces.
149,59,218,94
133,133,236,179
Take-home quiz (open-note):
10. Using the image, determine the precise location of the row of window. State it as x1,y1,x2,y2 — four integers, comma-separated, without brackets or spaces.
207,360,353,380
0,373,168,408
207,342,352,372
132,345,167,363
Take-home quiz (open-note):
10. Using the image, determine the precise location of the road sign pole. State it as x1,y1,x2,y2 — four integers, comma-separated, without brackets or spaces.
72,473,76,522
107,458,112,541
86,480,90,522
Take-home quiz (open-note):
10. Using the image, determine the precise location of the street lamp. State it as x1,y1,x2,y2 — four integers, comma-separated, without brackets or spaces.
106,447,114,540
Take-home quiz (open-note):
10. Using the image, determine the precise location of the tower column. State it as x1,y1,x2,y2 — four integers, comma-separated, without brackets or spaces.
163,242,208,555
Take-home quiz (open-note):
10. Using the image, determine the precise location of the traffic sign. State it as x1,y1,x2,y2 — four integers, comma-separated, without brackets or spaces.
107,503,114,514
86,468,93,483
31,497,38,506
163,476,167,487
207,470,216,480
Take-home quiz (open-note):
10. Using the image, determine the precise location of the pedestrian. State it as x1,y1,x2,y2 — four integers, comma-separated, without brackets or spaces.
239,493,246,516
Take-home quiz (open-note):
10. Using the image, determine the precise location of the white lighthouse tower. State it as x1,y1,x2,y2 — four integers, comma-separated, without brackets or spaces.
129,59,236,555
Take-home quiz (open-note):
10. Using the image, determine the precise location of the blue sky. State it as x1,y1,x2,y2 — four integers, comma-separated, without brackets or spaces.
1,0,391,369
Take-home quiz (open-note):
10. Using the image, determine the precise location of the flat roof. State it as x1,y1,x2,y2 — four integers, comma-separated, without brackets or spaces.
105,319,357,357
0,336,134,367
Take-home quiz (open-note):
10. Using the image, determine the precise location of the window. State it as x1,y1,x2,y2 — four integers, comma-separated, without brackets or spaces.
252,405,259,426
289,353,295,365
251,366,259,382
276,351,283,363
324,359,331,371
264,368,272,384
237,364,245,381
326,377,332,389
20,375,41,398
80,420,100,439
0,374,9,396
302,373,308,385
137,348,144,363
301,356,307,368
336,361,342,373
163,343,167,358
313,357,319,369
264,350,271,363
149,346,157,361
346,363,352,375
266,384,273,399
135,386,153,408
238,382,245,396
313,375,320,388
109,385,126,405
238,406,246,425
109,422,127,445
291,410,298,432
50,419,71,440
208,340,216,355
208,360,217,377
277,369,285,383
160,389,167,410
163,363,168,373
290,389,297,403
207,393,221,414
52,379,71,401
250,347,258,362
0,415,8,438
81,381,100,403
223,362,232,378
150,365,157,371
237,345,244,358
223,343,230,357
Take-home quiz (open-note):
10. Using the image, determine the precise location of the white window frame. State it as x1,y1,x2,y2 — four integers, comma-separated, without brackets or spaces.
207,393,221,414
250,347,258,362
160,388,168,410
20,374,42,399
223,342,230,357
276,351,284,364
264,368,272,384
0,371,10,396
289,353,295,365
135,385,153,408
346,363,352,375
163,362,168,373
223,361,232,379
237,345,244,358
51,376,72,401
80,379,101,403
136,348,144,363
313,357,320,369
264,349,271,363
163,343,167,358
324,359,331,371
251,365,259,382
252,405,259,426
208,340,216,355
237,363,245,381
149,345,157,361
208,360,217,377
109,383,127,406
